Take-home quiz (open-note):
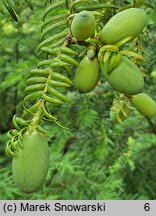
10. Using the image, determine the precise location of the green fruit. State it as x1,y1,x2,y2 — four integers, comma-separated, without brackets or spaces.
131,93,156,116
100,56,144,95
98,8,146,44
71,11,96,41
73,56,100,93
12,129,50,193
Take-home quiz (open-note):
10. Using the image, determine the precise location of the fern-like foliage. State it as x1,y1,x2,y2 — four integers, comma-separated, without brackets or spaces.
5,0,72,156
5,0,117,157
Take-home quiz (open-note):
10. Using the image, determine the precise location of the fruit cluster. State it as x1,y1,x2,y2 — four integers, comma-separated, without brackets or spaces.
71,8,156,122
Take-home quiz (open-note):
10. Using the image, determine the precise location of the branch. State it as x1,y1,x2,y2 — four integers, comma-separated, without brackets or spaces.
146,116,156,134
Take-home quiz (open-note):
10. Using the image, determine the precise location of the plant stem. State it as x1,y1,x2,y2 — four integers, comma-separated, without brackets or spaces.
146,116,156,134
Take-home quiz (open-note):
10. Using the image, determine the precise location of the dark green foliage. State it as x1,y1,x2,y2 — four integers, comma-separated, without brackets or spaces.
0,0,156,200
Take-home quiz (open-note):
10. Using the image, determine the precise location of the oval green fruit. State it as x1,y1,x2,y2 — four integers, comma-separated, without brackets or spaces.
12,129,50,193
71,11,96,41
98,8,146,44
131,93,156,116
73,56,100,93
100,56,144,95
